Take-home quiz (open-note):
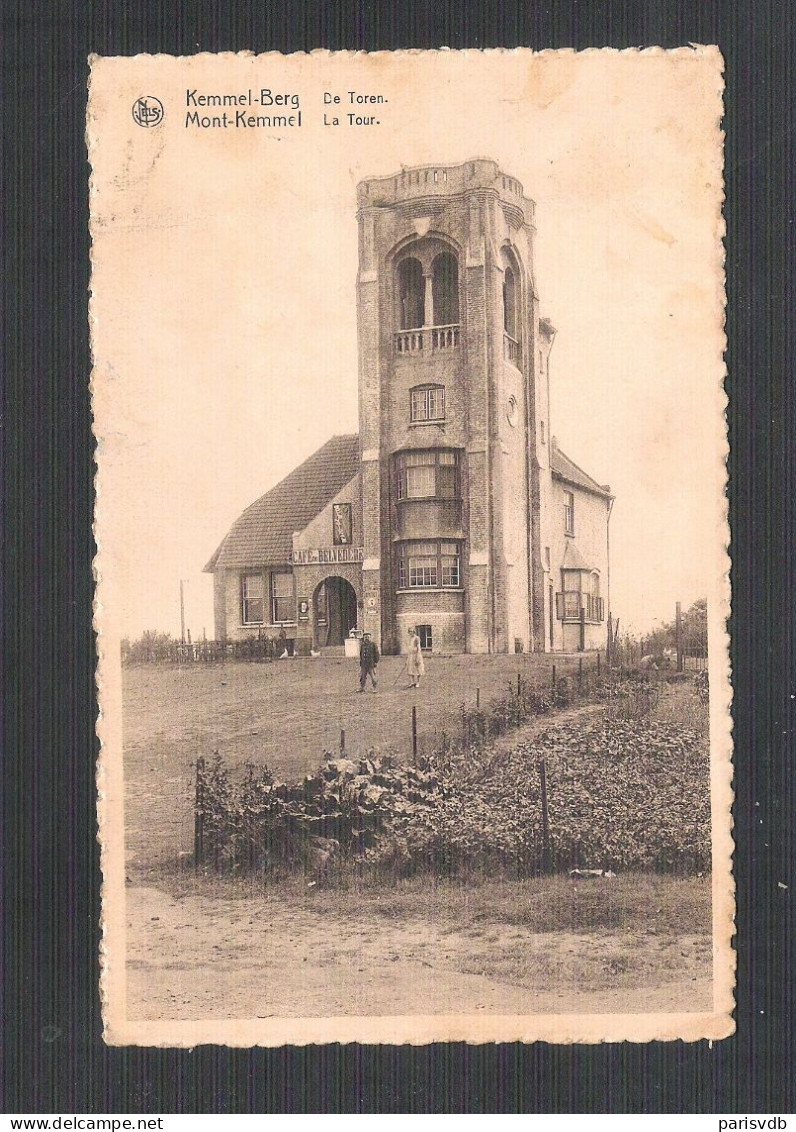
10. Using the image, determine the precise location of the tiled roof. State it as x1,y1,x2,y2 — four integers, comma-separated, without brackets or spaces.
205,435,360,571
551,442,612,498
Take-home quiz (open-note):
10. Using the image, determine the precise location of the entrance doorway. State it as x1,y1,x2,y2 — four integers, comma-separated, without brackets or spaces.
314,577,358,647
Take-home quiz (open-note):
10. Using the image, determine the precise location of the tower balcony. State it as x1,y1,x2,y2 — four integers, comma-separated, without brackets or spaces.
503,332,521,368
394,324,460,355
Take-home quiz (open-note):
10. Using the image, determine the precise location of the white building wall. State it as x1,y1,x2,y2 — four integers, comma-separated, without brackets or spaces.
549,478,611,651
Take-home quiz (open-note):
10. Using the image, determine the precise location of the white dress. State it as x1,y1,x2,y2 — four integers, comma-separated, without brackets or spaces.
407,634,425,677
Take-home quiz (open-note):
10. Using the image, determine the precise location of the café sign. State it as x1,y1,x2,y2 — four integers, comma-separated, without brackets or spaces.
289,546,365,565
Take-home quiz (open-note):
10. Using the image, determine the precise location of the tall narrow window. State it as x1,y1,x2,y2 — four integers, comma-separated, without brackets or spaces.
503,266,517,339
440,542,460,587
405,452,436,498
270,571,293,623
564,490,575,535
241,573,264,624
436,451,457,498
432,252,459,325
588,571,603,621
397,257,424,329
559,571,582,620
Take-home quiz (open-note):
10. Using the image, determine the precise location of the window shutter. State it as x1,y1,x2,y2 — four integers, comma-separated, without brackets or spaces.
555,592,565,620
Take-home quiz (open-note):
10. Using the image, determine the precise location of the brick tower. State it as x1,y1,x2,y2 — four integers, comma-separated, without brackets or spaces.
356,159,555,654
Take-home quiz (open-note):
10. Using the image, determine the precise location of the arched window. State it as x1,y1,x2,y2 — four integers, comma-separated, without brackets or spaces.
432,252,459,326
503,266,517,340
394,243,461,354
587,572,604,622
397,257,424,330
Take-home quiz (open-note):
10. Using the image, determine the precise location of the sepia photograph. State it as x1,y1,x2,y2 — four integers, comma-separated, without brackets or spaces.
89,47,732,1046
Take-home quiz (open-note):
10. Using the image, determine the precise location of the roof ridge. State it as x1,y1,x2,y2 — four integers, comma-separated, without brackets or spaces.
204,433,361,573
552,444,612,496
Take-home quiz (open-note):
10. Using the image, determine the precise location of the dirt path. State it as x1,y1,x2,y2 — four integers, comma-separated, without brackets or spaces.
125,885,712,1020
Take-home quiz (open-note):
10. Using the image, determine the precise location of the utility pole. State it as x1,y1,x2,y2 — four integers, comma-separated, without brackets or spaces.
180,579,187,644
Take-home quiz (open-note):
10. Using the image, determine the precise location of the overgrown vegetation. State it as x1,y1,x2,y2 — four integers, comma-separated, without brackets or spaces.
194,676,710,882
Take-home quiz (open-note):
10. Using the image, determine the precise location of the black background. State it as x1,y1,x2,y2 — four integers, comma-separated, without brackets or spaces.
2,0,794,1115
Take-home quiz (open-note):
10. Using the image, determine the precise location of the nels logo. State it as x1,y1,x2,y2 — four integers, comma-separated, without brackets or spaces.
132,96,164,128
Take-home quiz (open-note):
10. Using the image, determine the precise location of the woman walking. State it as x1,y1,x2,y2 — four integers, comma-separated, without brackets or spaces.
406,626,425,689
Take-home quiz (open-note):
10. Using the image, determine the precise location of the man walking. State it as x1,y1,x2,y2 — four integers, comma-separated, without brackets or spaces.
358,631,379,692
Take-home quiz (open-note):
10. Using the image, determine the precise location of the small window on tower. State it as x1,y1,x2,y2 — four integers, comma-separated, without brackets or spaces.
410,384,445,423
540,420,546,445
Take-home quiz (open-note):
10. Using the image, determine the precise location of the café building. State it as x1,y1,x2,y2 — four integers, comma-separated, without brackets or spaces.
205,159,613,655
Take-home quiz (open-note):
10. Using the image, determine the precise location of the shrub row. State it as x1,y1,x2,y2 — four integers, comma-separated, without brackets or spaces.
194,709,710,878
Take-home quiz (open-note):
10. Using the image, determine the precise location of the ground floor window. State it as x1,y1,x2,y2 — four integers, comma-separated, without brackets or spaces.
241,573,265,624
417,624,433,650
270,570,294,623
397,541,461,588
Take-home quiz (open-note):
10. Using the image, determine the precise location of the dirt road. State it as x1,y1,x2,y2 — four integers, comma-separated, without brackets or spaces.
125,884,712,1020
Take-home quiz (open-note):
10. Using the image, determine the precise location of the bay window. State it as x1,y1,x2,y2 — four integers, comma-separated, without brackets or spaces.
555,569,603,622
397,541,461,589
394,449,459,501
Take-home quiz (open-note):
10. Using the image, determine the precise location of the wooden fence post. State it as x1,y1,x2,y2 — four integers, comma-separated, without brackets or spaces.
597,651,601,680
194,756,205,869
578,656,583,694
411,705,418,762
552,664,557,699
676,601,684,672
340,729,345,756
476,687,480,710
539,758,551,873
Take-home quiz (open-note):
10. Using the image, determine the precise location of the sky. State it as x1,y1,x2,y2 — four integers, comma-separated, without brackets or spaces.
89,48,726,645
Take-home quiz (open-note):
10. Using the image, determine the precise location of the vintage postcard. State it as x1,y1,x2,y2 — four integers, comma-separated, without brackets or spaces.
89,47,732,1045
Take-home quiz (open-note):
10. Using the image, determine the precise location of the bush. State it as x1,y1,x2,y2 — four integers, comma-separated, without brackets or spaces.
195,709,710,880
597,676,659,721
400,718,710,876
195,752,444,874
